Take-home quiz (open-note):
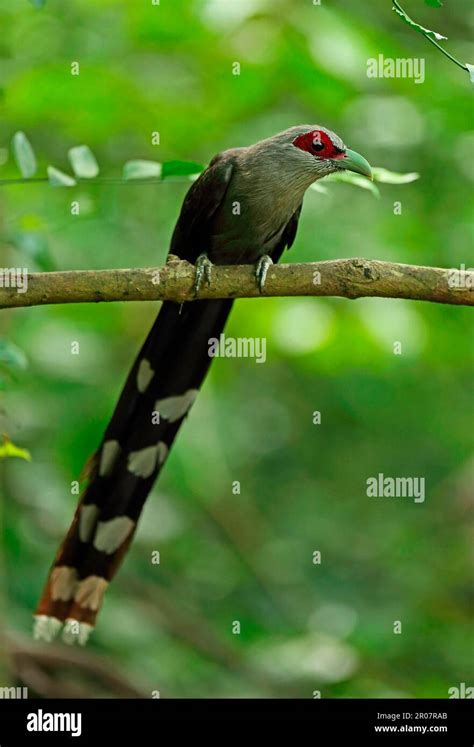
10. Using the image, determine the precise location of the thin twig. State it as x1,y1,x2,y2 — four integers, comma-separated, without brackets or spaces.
392,0,469,73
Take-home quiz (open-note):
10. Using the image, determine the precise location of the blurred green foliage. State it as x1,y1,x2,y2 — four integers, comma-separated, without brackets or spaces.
0,0,473,698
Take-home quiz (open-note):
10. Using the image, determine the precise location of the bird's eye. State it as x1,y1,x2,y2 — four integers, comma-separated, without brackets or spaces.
293,130,342,158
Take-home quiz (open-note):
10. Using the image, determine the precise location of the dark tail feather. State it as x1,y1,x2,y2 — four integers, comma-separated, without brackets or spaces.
34,299,233,644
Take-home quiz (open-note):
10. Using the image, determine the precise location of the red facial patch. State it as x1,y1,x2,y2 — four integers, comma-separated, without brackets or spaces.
292,130,345,159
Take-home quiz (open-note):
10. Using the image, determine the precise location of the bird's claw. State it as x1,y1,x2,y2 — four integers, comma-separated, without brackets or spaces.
194,253,213,296
255,255,273,293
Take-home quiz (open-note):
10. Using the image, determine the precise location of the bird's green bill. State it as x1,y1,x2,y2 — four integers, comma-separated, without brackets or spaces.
337,149,373,180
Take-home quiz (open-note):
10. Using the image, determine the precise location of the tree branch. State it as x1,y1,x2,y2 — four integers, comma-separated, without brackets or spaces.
5,631,146,698
1,257,472,309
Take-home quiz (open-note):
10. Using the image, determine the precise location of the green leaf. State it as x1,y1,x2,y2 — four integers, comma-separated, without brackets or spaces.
425,0,442,7
371,167,420,184
0,436,31,462
123,160,162,180
47,166,76,187
393,6,447,41
12,132,37,178
9,231,56,271
466,64,474,84
68,145,99,179
28,0,46,7
161,160,205,179
325,171,380,198
0,340,28,371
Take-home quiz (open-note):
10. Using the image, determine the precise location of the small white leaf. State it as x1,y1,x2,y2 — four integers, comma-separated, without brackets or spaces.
68,145,99,178
47,166,76,187
123,160,162,180
310,183,329,195
371,167,420,184
12,131,37,178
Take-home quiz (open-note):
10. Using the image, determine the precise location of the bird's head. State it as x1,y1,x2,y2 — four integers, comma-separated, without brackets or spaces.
265,125,373,183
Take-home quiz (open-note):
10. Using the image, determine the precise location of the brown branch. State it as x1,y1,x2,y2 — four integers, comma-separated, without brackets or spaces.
1,257,472,308
5,631,146,698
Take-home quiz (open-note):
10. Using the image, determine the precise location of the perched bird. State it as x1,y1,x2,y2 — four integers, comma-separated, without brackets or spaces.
34,125,372,644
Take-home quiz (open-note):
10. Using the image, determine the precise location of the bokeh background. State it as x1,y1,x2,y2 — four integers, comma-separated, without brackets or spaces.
0,0,473,698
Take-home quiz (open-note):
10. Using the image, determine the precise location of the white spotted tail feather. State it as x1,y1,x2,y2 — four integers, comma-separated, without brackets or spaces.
35,299,233,642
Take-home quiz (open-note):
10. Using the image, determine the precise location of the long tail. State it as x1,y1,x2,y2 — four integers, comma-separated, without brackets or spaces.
34,299,233,644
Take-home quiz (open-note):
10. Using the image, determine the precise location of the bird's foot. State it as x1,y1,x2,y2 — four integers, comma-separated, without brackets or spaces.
193,253,213,296
255,255,273,293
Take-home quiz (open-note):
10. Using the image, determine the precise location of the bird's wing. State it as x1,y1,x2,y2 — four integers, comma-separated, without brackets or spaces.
270,202,303,263
170,152,236,263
